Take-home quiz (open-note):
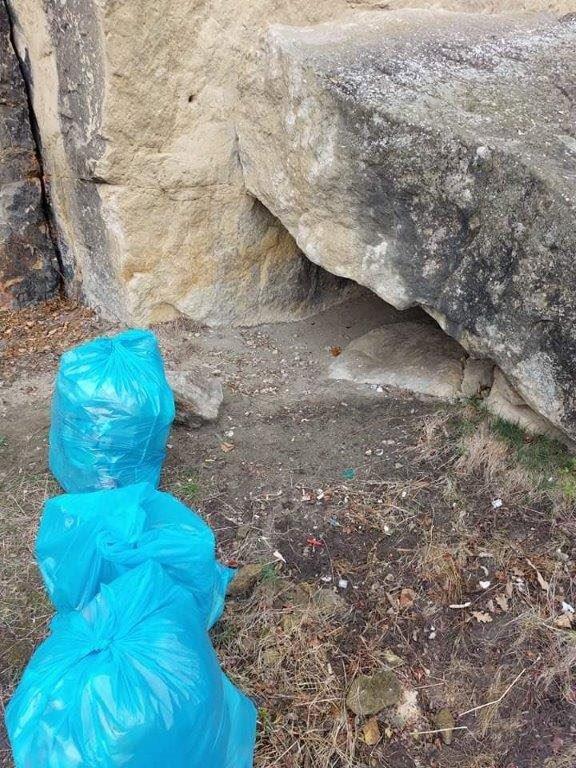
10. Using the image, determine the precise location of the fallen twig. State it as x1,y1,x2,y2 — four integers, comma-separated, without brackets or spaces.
411,726,469,736
458,668,526,718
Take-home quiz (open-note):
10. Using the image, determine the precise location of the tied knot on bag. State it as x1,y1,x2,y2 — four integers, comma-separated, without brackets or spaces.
89,639,113,655
96,528,141,558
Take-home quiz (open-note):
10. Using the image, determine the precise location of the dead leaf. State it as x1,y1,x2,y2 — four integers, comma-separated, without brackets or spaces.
433,708,455,745
554,613,573,629
471,611,493,623
399,588,416,609
329,346,342,357
220,442,235,453
362,717,381,746
495,594,509,612
526,558,549,592
536,571,549,592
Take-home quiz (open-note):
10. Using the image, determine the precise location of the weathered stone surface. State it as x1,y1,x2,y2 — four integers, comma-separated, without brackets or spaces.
0,0,59,308
238,11,576,441
166,366,224,428
485,368,569,443
6,0,369,325
6,0,566,324
227,563,267,597
461,358,494,398
330,322,466,399
346,670,403,715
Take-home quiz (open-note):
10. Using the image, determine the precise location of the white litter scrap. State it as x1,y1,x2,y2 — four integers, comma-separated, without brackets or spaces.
491,498,503,509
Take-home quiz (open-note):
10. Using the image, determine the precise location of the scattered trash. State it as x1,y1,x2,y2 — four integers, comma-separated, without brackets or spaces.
449,601,472,609
338,578,348,589
555,549,570,562
561,601,575,614
341,468,356,480
478,580,491,590
306,536,325,551
6,563,257,768
36,482,233,628
220,441,235,453
49,330,175,492
272,550,286,563
491,498,503,509
320,575,332,583
329,346,342,357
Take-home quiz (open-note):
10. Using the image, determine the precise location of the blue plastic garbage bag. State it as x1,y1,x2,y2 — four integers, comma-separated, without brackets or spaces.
36,482,234,628
49,329,175,493
6,561,257,768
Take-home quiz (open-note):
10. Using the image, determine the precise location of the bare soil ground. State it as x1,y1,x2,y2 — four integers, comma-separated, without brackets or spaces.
1,295,575,768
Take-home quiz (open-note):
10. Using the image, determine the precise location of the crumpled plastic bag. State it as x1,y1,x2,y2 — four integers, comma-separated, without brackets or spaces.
36,482,234,628
6,561,257,768
49,329,175,493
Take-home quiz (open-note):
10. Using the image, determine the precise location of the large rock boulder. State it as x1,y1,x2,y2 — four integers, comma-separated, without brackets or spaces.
0,0,59,309
5,0,370,325
237,11,576,441
4,0,568,323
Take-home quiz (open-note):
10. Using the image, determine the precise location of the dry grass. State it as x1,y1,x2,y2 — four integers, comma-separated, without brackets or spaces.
215,576,361,768
1,399,575,767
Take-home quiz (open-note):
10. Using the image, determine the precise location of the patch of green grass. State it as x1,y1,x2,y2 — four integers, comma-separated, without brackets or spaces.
259,564,279,585
455,398,485,438
558,469,576,501
211,620,238,649
257,707,273,737
490,417,576,477
179,477,200,501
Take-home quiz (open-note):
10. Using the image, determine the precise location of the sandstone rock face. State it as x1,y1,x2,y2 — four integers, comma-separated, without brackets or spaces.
5,0,567,324
0,0,59,308
6,0,369,325
330,322,466,399
237,11,576,441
